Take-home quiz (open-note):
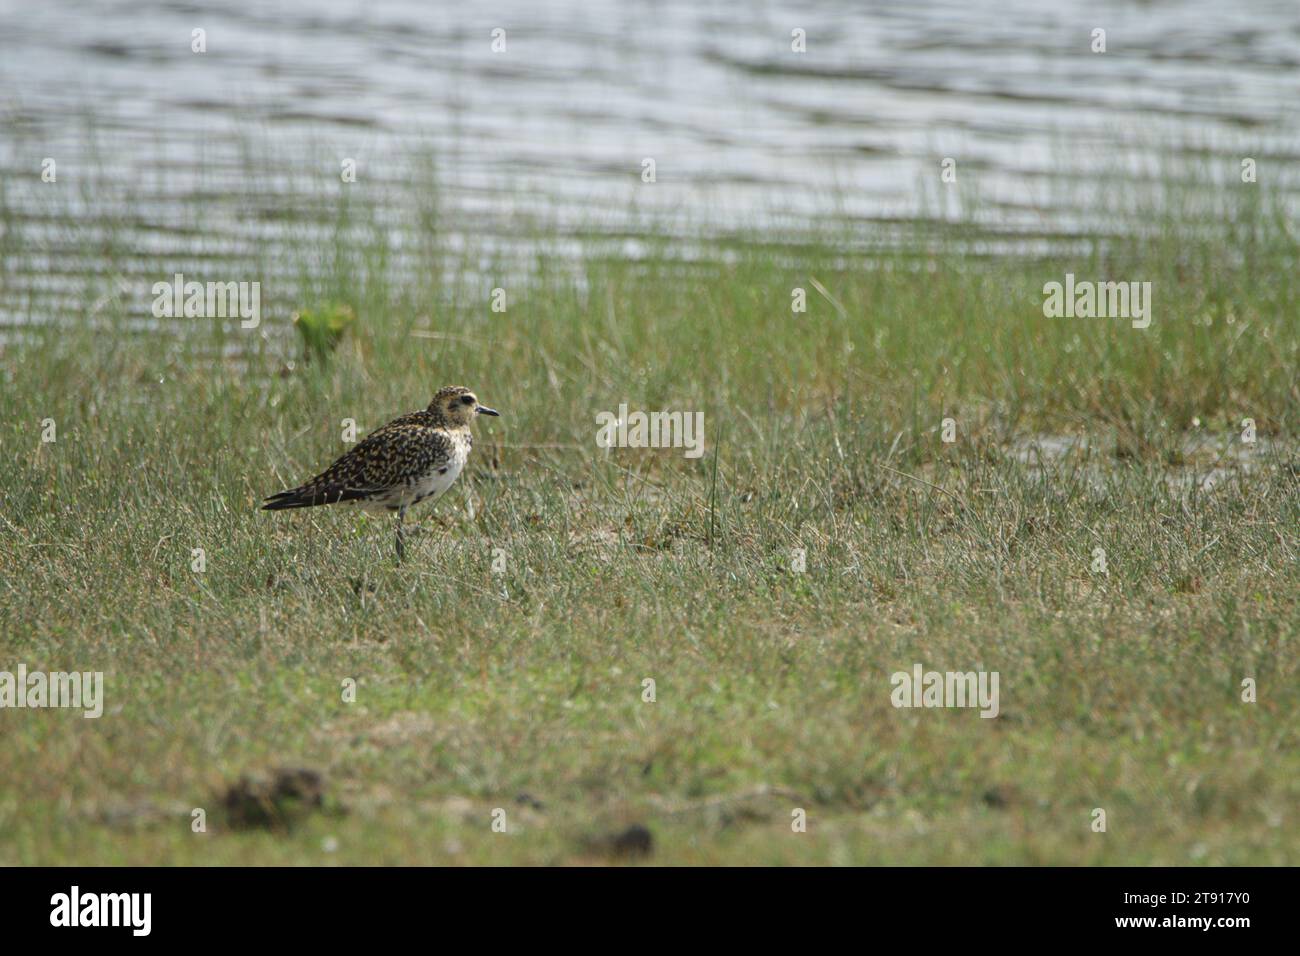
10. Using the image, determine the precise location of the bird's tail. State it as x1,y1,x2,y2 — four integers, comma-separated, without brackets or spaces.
261,483,367,510
261,486,318,510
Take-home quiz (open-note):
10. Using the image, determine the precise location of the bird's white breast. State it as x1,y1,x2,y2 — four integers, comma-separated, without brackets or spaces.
415,443,467,502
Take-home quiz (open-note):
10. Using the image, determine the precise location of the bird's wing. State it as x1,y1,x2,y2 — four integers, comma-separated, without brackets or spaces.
318,422,454,490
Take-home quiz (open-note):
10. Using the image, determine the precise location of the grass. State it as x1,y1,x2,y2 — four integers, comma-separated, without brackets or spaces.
0,155,1297,864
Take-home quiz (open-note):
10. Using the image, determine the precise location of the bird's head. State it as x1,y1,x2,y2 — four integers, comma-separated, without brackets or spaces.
430,385,500,427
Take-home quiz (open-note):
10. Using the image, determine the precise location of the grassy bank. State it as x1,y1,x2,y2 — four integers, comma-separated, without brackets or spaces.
0,166,1297,864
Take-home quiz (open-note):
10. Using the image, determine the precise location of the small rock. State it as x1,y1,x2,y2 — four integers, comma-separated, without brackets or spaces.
222,767,326,830
584,823,654,860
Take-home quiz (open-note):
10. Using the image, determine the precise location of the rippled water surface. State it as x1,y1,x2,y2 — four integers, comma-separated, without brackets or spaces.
2,0,1299,331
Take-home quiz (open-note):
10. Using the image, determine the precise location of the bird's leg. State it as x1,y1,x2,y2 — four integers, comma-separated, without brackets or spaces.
395,505,408,562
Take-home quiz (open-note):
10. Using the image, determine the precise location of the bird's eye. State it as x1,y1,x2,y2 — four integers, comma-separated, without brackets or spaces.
461,396,475,405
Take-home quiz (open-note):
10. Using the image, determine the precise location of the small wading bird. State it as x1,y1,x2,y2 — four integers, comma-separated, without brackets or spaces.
262,385,499,560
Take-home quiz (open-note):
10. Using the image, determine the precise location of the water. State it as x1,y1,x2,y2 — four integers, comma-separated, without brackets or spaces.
2,0,1299,332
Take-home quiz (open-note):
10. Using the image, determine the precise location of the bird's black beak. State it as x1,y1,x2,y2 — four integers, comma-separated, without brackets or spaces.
477,405,500,417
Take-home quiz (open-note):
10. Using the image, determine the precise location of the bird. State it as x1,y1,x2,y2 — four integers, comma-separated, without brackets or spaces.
262,385,499,560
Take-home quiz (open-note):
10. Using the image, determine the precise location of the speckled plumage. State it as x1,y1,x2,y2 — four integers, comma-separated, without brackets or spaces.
263,385,499,559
